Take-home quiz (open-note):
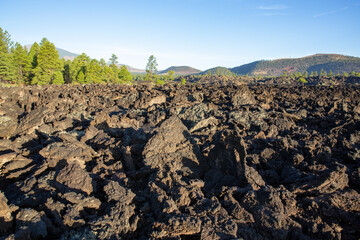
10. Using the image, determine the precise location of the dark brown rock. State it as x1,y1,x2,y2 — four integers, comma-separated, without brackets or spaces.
231,85,256,106
0,84,359,239
15,208,48,239
55,162,93,195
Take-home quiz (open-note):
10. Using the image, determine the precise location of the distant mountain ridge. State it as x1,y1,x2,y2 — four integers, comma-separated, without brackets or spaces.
26,44,79,60
230,54,360,76
159,66,201,75
25,45,360,76
57,48,79,60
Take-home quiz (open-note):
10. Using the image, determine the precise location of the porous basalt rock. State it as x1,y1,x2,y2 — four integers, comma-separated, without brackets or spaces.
0,83,359,239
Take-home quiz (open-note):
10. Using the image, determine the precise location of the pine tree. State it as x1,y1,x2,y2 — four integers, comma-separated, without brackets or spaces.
0,27,15,82
32,38,63,85
70,53,90,83
77,71,85,84
110,54,118,65
11,42,31,84
145,55,158,82
85,59,102,83
27,42,40,83
52,71,64,84
118,65,133,84
28,42,40,68
102,65,114,83
62,59,71,84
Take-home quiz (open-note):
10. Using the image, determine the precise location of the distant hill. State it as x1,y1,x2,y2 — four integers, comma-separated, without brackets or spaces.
231,54,360,76
159,66,202,75
26,44,79,60
118,64,146,74
57,48,79,60
201,66,234,76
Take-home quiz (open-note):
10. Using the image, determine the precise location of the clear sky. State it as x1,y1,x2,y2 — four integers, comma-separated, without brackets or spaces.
1,0,360,70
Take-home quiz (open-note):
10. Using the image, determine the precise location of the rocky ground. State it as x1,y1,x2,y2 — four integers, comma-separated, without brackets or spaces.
0,83,359,240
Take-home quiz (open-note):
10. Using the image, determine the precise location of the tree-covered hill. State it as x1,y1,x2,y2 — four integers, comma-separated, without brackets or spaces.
159,66,201,75
200,66,234,76
231,54,360,76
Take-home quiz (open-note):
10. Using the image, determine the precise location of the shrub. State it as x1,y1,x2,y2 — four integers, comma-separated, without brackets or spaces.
297,77,308,84
181,78,186,85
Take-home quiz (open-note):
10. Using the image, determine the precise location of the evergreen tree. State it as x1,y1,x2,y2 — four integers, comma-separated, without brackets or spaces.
145,55,158,82
32,38,63,85
118,65,133,84
27,42,40,83
28,42,40,68
77,71,85,84
85,59,102,83
62,60,71,84
11,42,31,84
52,71,64,84
110,54,118,65
99,58,106,67
70,53,90,83
102,65,114,83
0,27,14,82
110,64,119,83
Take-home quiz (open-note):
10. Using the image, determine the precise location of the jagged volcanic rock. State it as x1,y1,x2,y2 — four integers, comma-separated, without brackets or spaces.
0,83,359,240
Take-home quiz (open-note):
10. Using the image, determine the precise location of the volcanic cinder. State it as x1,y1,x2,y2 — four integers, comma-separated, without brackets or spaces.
0,83,359,240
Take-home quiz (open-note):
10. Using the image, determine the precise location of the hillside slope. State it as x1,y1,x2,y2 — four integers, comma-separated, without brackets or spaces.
159,66,201,75
231,54,360,76
200,66,234,76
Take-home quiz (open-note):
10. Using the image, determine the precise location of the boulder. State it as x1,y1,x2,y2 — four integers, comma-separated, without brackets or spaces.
55,162,94,195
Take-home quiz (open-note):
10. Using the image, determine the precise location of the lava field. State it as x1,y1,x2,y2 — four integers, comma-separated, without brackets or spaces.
0,83,359,240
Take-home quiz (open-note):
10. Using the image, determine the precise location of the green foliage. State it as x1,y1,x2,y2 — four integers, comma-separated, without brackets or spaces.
102,65,114,83
0,27,15,82
118,65,133,84
231,54,360,76
167,70,175,81
52,71,64,84
181,78,186,85
297,77,308,84
145,55,158,82
62,60,71,84
109,54,118,66
28,42,40,68
32,38,64,85
70,53,90,83
11,42,31,84
203,67,233,76
86,59,103,83
77,71,85,84
156,78,165,85
328,70,333,77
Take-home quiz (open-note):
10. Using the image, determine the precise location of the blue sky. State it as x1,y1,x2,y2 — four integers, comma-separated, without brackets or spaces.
1,0,360,70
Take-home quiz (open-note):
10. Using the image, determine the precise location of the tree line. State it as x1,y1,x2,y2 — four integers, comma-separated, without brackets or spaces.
0,27,134,85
